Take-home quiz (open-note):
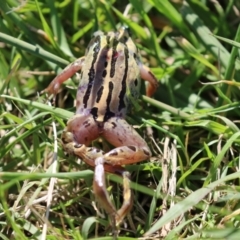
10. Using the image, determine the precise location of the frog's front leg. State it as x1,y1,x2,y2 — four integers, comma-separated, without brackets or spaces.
140,64,159,97
43,57,85,95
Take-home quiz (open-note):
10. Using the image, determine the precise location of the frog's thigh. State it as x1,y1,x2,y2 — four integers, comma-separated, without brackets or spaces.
63,114,102,167
66,114,99,146
102,117,151,165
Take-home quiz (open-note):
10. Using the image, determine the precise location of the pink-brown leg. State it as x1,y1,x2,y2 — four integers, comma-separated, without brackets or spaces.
63,116,151,226
93,157,132,227
93,157,117,224
140,64,159,97
93,117,151,225
43,57,85,95
61,114,100,167
102,117,151,165
62,115,128,226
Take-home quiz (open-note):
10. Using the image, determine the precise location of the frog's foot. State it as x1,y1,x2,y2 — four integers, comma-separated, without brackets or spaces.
61,130,76,155
115,171,133,226
93,157,133,227
61,129,101,168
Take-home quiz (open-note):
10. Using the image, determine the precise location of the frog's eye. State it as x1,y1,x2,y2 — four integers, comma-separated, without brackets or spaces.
85,31,104,54
122,26,131,37
92,30,104,38
118,26,131,43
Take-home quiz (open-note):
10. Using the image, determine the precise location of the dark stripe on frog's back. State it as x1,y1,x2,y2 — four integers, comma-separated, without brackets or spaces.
90,46,109,106
82,35,109,109
82,31,132,122
118,47,128,112
95,35,110,104
102,41,129,121
82,35,101,108
104,81,115,122
90,38,114,122
91,39,118,122
91,37,126,122
109,38,118,78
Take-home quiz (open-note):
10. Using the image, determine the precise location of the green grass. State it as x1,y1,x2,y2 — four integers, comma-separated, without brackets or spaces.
1,0,240,239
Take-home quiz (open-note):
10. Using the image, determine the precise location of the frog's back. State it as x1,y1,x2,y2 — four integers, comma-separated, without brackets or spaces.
76,28,141,123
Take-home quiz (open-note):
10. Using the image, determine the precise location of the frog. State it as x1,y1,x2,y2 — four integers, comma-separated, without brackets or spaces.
43,27,158,227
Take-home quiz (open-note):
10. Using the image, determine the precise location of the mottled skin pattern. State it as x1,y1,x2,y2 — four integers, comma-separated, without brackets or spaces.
44,27,158,227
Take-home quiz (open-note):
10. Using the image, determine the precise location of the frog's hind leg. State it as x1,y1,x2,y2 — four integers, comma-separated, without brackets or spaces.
93,156,132,227
94,117,151,226
102,117,151,165
65,114,100,146
61,114,100,167
62,115,126,226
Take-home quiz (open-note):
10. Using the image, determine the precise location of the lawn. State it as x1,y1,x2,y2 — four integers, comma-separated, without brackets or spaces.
1,0,240,239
